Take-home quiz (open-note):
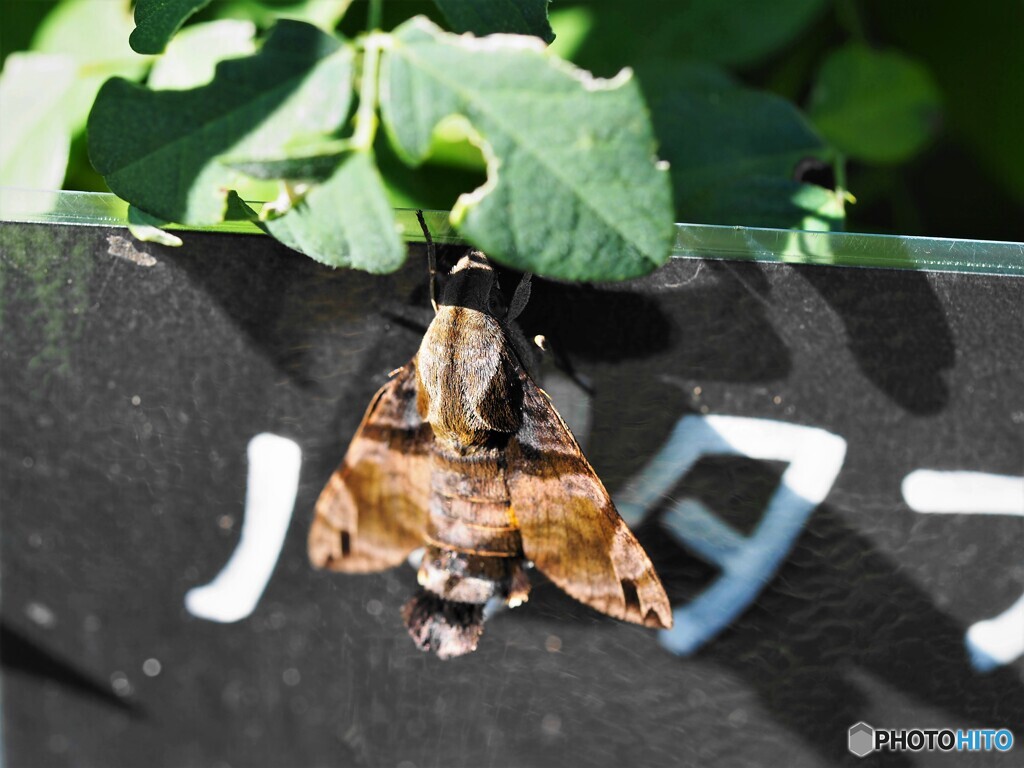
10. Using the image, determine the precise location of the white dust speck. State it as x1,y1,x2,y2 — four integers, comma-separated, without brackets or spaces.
541,714,562,736
110,671,133,697
25,601,56,628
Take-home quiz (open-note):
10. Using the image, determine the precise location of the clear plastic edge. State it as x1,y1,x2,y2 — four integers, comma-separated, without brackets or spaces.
1,187,1022,277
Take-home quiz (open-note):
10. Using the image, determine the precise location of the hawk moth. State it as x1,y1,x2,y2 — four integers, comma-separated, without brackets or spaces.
309,251,671,658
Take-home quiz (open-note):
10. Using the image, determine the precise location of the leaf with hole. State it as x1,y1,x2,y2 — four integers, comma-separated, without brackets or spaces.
380,17,673,281
641,62,841,229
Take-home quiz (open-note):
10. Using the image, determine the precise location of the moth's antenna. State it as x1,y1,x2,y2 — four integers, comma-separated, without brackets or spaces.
416,210,439,313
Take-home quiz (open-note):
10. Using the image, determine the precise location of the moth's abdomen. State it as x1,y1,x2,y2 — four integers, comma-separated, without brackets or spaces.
416,546,529,607
412,448,530,608
404,448,531,658
423,449,521,557
425,498,521,557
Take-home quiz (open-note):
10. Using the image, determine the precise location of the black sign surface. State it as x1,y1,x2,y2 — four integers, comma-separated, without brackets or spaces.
2,223,1022,767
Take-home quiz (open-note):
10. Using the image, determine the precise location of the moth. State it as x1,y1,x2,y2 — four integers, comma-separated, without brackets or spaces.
309,251,672,658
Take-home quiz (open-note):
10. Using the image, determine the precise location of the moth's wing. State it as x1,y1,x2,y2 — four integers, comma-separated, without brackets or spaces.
309,361,433,573
506,371,673,629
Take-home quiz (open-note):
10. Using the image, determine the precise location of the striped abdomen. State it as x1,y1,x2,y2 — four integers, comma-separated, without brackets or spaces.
415,447,530,608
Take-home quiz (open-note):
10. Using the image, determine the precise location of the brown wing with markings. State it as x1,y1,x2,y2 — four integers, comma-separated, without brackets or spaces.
506,370,673,629
309,360,433,573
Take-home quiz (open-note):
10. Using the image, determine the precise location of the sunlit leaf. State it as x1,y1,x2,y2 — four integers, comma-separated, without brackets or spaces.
547,6,595,62
88,21,353,226
257,153,405,272
214,0,353,32
31,0,148,132
380,17,674,281
127,205,184,246
148,20,257,90
0,54,76,191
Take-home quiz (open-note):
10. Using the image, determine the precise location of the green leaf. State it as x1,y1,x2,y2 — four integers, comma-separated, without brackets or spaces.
34,0,141,63
148,19,257,90
572,0,828,73
9,0,147,196
374,130,487,212
88,21,354,226
210,0,353,32
31,0,148,132
696,177,844,231
130,0,213,55
276,0,355,32
380,17,674,281
147,20,279,205
257,153,405,273
662,0,827,67
433,0,554,43
223,139,349,180
127,205,184,246
547,6,596,62
889,3,1024,207
0,54,77,191
808,44,942,164
640,62,841,229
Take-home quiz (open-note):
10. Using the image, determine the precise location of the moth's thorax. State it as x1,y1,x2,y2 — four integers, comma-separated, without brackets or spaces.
438,251,497,312
416,306,522,449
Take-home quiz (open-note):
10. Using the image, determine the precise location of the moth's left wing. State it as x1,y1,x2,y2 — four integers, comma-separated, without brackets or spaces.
506,371,673,629
309,361,433,573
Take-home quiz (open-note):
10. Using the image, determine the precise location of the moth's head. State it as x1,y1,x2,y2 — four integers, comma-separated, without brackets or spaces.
440,251,501,314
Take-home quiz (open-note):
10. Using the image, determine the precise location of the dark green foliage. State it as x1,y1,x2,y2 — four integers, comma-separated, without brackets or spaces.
2,0,1019,278
433,0,554,42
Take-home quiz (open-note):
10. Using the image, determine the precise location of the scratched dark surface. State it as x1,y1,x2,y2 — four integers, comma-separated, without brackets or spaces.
1,222,1022,768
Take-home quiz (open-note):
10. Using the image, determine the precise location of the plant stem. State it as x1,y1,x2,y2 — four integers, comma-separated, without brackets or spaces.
367,0,383,32
834,153,853,218
352,34,384,152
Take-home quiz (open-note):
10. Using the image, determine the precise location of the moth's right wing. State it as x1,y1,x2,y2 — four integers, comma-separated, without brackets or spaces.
506,369,672,629
309,360,434,572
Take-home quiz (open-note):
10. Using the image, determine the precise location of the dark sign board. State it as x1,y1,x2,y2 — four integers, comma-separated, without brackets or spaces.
2,222,1022,767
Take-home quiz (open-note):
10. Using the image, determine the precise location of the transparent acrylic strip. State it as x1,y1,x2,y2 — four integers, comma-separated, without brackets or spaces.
2,188,1022,277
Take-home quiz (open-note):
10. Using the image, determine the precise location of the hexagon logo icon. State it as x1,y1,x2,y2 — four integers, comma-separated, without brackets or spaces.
848,722,875,757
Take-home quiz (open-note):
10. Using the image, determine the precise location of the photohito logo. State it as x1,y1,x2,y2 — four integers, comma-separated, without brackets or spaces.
848,722,1014,757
